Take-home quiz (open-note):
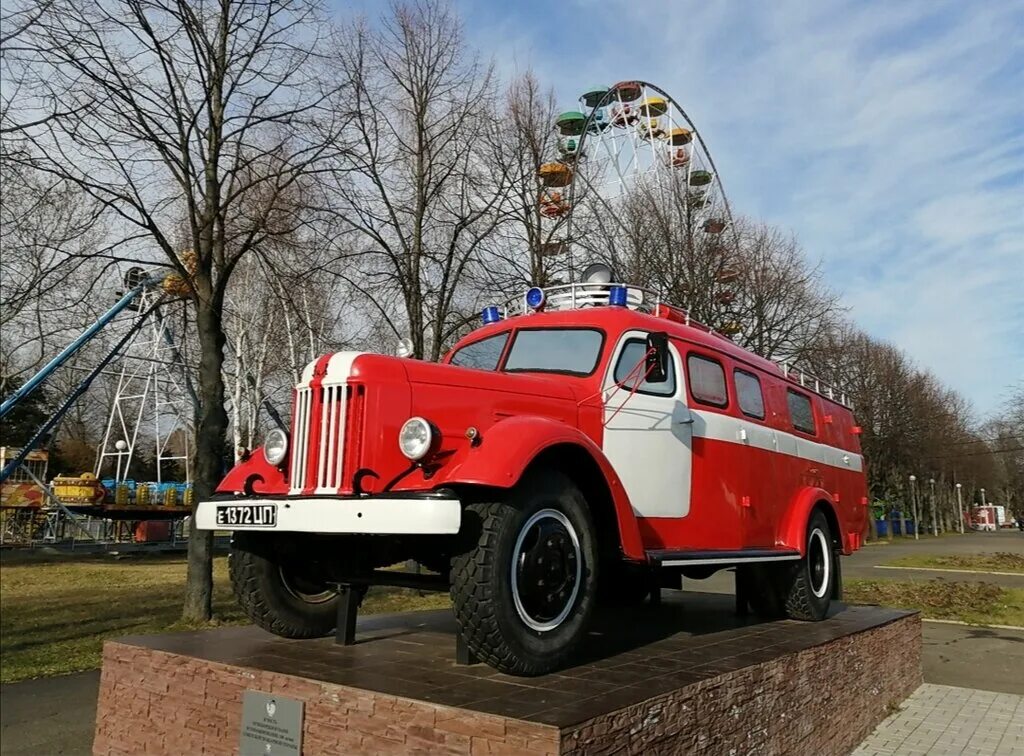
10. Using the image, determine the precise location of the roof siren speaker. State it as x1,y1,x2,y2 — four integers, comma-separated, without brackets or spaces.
581,262,616,285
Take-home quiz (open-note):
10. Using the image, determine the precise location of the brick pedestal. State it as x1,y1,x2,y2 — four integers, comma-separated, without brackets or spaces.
93,592,921,755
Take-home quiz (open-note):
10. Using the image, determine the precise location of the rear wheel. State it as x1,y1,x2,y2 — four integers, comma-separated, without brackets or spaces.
781,509,836,621
229,535,339,638
450,470,598,676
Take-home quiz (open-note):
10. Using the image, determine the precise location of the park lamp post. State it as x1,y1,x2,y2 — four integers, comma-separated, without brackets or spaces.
928,478,937,536
114,439,128,482
909,475,919,541
955,483,965,533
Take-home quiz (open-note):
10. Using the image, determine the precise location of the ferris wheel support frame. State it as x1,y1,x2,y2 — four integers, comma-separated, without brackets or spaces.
94,288,195,485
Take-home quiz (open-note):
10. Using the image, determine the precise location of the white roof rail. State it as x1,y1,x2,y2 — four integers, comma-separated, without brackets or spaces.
776,362,854,410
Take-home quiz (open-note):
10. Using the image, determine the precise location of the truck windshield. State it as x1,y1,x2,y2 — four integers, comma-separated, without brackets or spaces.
449,332,508,370
503,328,604,376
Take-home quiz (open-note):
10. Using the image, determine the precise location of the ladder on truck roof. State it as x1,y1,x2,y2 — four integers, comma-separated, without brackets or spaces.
776,363,853,410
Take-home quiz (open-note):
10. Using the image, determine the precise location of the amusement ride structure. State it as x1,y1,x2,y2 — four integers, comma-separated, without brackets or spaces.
0,265,197,547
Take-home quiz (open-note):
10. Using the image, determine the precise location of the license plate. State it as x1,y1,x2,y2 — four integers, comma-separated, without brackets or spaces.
215,503,277,528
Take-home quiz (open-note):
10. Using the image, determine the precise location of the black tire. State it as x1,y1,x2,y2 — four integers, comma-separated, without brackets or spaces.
229,536,338,638
781,509,836,621
450,469,599,676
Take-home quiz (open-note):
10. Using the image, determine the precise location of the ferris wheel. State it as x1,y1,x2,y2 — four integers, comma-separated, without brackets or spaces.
536,81,741,331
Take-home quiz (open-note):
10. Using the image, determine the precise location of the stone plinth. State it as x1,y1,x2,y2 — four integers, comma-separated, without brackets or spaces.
93,592,921,755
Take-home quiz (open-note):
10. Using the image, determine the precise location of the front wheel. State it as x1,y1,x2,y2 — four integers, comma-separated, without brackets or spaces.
229,535,339,638
450,470,598,676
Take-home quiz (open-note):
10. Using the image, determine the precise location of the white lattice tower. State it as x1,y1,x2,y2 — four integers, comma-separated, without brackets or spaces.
94,287,194,484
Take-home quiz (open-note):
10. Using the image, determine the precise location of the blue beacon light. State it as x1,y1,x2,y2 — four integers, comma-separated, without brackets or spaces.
481,305,501,324
608,285,628,306
525,287,546,311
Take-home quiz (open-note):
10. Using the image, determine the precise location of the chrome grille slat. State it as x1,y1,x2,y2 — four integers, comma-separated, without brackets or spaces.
286,381,349,494
322,386,337,489
316,385,331,489
301,389,312,488
334,387,348,489
289,388,312,494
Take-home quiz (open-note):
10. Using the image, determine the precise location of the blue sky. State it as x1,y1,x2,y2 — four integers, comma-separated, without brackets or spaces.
341,0,1024,418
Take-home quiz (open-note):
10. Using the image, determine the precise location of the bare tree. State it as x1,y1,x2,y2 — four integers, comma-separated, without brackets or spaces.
7,0,348,621
729,220,842,363
324,0,509,360
482,70,563,291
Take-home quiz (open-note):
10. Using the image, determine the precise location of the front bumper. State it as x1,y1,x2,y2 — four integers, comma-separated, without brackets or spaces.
194,493,461,535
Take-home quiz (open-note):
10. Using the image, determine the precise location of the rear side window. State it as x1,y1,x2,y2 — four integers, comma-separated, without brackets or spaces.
687,354,728,407
614,339,676,397
449,333,508,371
734,369,765,419
787,390,816,435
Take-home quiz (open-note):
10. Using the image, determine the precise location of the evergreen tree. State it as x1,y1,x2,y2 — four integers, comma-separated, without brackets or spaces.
0,378,49,448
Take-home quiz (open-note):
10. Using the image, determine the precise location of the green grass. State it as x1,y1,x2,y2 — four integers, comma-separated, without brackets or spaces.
0,554,449,683
845,578,1024,627
882,552,1024,574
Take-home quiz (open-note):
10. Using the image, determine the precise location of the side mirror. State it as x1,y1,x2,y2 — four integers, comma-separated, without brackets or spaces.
645,332,669,384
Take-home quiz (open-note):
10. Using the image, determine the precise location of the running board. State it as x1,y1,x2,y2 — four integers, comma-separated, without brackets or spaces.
647,548,802,567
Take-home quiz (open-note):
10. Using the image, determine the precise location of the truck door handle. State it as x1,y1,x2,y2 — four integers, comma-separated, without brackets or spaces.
676,417,695,425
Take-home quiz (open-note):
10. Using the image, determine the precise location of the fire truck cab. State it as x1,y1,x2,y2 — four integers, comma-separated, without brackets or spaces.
197,279,868,675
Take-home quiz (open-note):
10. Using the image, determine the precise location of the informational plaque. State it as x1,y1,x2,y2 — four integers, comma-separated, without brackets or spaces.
239,691,303,756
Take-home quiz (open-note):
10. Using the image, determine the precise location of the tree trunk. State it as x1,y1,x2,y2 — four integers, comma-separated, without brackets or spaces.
183,298,229,622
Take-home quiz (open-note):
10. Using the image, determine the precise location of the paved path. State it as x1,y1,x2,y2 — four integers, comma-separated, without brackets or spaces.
857,530,1022,558
853,684,1023,755
922,621,1024,695
846,530,1024,590
0,670,99,756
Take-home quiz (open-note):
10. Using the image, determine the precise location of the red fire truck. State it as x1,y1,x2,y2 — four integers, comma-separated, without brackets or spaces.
197,276,868,675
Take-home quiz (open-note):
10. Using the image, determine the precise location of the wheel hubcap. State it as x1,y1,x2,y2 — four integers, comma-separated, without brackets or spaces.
808,527,831,599
279,567,336,604
511,509,582,632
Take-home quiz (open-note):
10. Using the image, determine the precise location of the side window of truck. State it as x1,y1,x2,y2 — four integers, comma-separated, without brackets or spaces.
686,353,728,408
614,338,676,396
734,369,765,419
787,389,816,435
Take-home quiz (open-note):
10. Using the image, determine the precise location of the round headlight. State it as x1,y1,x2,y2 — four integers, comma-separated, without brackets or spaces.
399,417,435,461
263,428,289,466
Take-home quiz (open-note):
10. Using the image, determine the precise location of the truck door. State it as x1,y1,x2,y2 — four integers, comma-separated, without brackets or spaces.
602,332,692,518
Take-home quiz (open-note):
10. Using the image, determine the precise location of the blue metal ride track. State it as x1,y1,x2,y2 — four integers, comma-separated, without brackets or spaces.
0,280,165,484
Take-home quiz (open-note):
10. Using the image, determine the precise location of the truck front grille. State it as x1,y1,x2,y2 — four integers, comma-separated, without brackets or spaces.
289,384,361,494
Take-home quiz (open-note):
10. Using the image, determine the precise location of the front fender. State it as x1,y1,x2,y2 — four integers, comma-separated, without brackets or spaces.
215,448,289,496
438,416,645,561
777,487,840,555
